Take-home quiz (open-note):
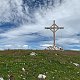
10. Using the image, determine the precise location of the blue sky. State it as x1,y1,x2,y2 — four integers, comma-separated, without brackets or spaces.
0,0,80,50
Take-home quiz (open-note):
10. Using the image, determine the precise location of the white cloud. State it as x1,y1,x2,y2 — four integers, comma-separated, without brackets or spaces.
5,45,12,47
70,49,80,51
40,44,52,47
40,44,53,49
0,44,29,50
0,0,80,50
57,38,79,45
22,45,29,49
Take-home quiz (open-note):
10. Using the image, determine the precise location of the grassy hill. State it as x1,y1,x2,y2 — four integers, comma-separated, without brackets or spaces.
0,50,80,80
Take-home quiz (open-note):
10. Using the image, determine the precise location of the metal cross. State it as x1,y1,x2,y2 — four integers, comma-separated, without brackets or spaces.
45,20,64,50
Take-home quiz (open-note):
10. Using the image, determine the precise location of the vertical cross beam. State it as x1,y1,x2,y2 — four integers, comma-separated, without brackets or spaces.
45,20,64,50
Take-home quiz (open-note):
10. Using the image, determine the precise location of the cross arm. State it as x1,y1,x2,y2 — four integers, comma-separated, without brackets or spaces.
45,27,50,29
45,27,64,29
58,27,64,29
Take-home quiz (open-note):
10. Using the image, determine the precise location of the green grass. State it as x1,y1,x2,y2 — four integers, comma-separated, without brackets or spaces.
0,50,80,80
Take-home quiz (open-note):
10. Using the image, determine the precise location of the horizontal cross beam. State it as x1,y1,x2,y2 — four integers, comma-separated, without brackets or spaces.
45,27,64,29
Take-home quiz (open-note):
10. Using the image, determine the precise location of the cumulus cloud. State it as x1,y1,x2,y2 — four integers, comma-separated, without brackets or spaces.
0,0,80,50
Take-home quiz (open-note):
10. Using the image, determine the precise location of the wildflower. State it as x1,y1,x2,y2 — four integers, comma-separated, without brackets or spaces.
77,72,79,74
53,77,55,79
23,77,26,80
22,68,25,72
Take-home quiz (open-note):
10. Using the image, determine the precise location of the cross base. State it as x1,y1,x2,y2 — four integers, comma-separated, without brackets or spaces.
47,45,63,51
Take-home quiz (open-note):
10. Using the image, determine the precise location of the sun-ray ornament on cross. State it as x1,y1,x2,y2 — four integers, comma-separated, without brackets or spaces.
45,20,64,50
